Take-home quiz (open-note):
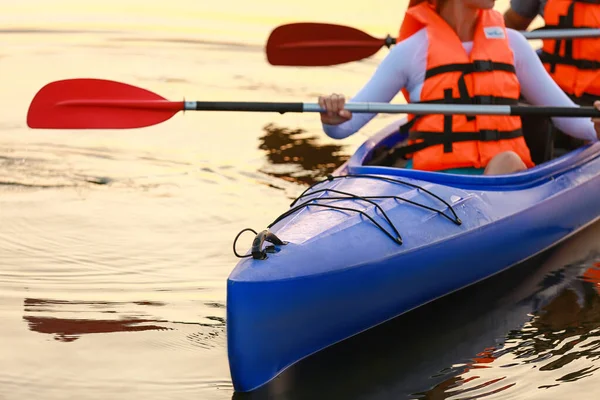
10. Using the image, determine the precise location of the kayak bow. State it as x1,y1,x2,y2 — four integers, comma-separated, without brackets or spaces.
227,118,600,392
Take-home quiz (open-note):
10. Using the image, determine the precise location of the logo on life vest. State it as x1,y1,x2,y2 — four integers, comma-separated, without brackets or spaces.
484,27,505,39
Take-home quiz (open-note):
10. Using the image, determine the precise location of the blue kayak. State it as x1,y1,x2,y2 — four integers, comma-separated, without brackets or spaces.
227,119,600,392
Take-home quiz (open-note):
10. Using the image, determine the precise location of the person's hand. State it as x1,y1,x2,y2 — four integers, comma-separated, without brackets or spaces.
318,94,352,125
593,100,600,140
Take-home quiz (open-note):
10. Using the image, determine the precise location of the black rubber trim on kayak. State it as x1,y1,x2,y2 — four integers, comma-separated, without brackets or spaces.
233,228,288,260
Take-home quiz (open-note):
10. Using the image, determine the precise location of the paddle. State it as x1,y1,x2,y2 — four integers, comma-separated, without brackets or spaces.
266,23,600,66
26,78,600,129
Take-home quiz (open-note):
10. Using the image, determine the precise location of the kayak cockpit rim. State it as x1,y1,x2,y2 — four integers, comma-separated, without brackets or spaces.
347,123,600,190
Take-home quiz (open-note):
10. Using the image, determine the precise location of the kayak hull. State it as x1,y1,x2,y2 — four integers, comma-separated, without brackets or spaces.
227,121,600,392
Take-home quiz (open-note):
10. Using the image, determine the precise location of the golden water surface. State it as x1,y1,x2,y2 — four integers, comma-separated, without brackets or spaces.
1,1,598,399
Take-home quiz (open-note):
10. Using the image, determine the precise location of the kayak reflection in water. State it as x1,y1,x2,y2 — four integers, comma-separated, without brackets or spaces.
418,261,600,398
318,0,600,176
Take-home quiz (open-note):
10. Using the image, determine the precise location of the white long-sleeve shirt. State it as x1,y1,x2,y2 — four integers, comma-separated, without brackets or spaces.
323,28,599,143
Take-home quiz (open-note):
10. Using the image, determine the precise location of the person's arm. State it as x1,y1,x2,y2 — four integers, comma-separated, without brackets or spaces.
508,29,599,142
593,101,600,140
503,0,540,30
504,8,535,30
320,31,423,139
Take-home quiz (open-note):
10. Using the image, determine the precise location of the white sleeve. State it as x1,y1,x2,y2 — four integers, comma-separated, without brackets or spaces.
508,29,598,142
321,32,421,140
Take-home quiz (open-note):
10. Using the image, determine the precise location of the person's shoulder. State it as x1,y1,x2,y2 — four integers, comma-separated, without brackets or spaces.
505,27,530,47
394,28,427,52
397,27,427,44
504,28,538,65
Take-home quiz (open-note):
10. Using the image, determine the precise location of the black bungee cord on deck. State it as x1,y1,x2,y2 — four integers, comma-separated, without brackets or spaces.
232,174,462,260
294,174,462,224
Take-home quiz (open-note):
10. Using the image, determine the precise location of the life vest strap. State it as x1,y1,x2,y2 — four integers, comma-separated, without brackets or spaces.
392,128,523,158
424,62,517,123
540,51,600,70
418,96,519,106
542,24,597,30
399,96,519,136
567,92,600,105
410,128,523,143
425,61,515,80
563,0,600,4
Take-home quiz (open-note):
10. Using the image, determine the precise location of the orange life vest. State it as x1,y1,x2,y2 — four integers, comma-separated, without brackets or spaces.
394,3,534,171
540,0,600,102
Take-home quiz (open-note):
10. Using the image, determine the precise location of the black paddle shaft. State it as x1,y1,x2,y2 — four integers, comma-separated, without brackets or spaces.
188,101,600,117
191,101,303,113
512,106,600,117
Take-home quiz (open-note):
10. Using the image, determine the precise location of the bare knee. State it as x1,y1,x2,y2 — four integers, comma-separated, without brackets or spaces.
484,151,527,175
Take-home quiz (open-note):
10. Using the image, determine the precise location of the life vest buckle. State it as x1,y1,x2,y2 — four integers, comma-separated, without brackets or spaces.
473,95,494,105
480,130,500,141
473,60,494,72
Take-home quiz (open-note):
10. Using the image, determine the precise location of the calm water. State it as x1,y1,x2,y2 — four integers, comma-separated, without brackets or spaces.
1,1,599,399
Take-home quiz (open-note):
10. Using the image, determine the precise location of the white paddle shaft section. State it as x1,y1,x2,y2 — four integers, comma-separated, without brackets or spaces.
302,103,513,115
522,28,600,40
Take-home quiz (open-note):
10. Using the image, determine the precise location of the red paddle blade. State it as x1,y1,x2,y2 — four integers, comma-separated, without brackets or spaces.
266,22,386,66
27,78,184,129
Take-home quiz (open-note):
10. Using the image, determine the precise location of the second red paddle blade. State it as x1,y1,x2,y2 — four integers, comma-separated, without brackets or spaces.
266,22,385,66
27,78,182,129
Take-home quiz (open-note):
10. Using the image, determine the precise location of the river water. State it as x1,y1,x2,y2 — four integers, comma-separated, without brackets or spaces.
1,1,599,399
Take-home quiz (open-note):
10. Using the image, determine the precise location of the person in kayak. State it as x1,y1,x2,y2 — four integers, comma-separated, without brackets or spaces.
504,0,600,106
504,0,600,151
318,0,600,175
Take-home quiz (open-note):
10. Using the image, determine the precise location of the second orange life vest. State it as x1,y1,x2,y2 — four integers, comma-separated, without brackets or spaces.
540,0,600,103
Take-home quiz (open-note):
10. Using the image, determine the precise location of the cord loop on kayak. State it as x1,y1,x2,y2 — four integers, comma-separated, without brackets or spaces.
233,228,288,260
232,228,258,258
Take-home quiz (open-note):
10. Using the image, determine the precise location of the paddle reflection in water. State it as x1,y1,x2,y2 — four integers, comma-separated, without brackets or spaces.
234,220,600,400
257,123,350,186
22,298,171,342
